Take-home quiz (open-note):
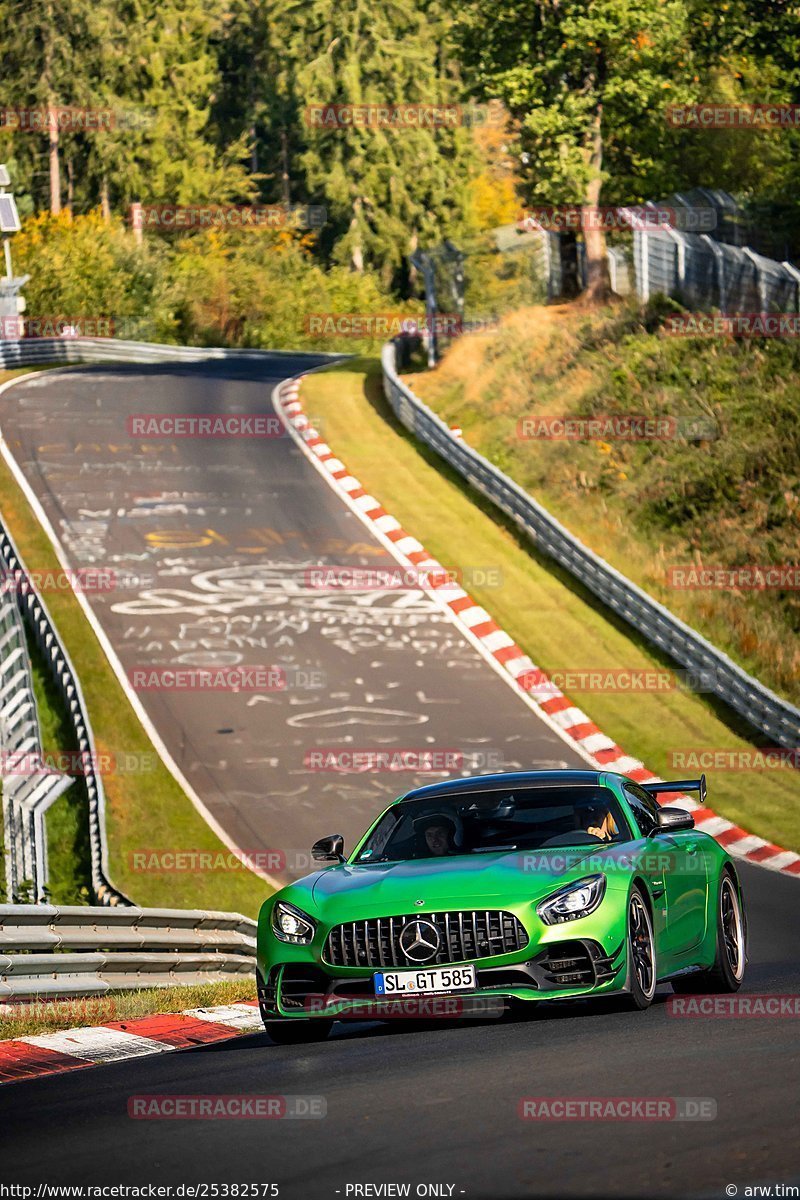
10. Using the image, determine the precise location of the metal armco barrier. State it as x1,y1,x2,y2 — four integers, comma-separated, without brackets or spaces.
0,905,256,998
0,587,73,901
0,518,129,906
0,336,343,370
382,341,800,750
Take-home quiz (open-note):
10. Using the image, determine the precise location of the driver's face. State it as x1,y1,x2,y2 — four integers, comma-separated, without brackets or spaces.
424,825,451,854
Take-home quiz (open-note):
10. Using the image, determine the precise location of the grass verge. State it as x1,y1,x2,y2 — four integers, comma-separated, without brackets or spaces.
409,300,800,706
301,358,800,852
0,977,257,1040
0,372,269,915
30,633,92,905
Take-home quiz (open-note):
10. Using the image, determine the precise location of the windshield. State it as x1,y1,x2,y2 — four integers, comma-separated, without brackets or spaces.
354,785,631,863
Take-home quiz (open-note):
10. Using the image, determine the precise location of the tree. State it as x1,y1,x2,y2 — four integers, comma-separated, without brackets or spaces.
451,0,701,300
0,0,254,217
245,0,478,288
84,0,255,213
0,0,93,212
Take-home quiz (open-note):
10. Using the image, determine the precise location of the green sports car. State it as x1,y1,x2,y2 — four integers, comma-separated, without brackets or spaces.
257,769,747,1043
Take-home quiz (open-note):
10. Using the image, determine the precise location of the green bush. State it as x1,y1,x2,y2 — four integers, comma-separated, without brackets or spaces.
14,213,420,353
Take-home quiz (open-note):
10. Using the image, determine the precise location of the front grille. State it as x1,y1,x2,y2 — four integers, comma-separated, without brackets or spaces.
323,910,527,968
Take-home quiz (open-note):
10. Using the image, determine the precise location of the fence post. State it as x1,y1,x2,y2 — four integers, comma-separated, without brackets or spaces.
662,226,686,295
635,229,650,302
701,235,727,311
781,261,800,312
743,247,767,311
607,249,617,294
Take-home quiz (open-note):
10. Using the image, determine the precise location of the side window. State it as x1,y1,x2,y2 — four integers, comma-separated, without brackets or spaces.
623,783,660,837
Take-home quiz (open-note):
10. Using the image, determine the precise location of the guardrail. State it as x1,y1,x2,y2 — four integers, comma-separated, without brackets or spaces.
0,904,256,998
382,340,800,750
0,517,129,905
0,586,73,901
0,336,343,370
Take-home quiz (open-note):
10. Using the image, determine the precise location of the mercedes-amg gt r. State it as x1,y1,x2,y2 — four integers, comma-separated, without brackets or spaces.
257,769,747,1042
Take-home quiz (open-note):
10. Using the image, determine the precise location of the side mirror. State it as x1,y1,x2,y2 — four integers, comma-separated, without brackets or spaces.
312,834,345,863
654,806,695,834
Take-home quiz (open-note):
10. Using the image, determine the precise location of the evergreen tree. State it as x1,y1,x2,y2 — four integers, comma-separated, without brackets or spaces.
86,0,254,212
250,0,478,288
0,0,93,212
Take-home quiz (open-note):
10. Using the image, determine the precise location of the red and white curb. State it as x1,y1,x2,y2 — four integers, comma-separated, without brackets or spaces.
0,1001,263,1085
275,374,800,880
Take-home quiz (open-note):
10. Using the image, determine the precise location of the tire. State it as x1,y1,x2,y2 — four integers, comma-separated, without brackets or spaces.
264,1019,334,1045
672,870,746,994
625,886,657,1010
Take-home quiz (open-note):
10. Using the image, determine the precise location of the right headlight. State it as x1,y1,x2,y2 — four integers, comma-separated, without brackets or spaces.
271,900,317,944
536,874,607,926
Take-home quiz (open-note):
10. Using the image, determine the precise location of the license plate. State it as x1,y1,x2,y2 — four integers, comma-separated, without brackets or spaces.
373,965,476,996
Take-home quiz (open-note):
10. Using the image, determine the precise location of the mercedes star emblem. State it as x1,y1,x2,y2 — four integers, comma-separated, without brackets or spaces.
399,919,440,963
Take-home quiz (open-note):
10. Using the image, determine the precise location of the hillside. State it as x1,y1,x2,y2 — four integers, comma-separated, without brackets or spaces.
408,299,800,706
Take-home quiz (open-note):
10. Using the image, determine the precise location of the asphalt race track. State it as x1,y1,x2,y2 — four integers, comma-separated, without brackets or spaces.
1,858,798,1197
1,358,798,1197
0,357,584,876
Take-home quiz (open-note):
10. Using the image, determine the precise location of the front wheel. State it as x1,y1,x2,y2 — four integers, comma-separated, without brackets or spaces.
672,871,746,994
264,1019,333,1045
626,887,657,1010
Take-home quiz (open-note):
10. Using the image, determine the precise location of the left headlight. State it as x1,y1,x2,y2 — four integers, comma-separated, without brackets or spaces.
271,900,317,944
537,875,607,926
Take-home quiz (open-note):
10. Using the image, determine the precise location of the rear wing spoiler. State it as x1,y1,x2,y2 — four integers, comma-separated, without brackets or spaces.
640,774,707,805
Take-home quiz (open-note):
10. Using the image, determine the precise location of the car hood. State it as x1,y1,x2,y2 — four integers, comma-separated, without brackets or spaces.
284,846,632,921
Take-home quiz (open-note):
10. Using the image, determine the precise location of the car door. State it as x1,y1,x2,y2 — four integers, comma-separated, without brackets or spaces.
623,783,708,959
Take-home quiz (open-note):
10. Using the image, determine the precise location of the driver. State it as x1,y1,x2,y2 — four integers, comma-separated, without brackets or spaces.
414,813,460,857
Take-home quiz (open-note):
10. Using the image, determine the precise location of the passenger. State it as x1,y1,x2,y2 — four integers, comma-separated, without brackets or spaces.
582,805,618,842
